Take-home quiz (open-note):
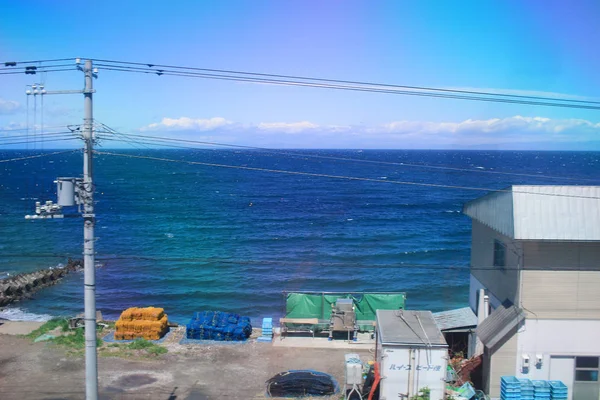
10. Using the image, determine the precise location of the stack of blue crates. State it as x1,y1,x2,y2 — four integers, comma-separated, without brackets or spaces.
519,378,534,400
501,376,521,400
548,381,568,400
257,317,273,343
532,380,551,400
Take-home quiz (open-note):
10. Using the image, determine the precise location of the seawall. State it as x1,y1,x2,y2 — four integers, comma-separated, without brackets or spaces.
0,259,83,307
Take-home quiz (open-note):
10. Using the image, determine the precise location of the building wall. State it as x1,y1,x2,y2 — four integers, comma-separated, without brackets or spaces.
515,319,600,400
470,220,522,307
515,319,600,379
523,241,600,270
520,270,600,319
469,274,502,313
488,329,518,399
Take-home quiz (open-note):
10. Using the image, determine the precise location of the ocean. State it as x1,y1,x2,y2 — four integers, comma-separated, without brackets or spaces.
0,149,598,323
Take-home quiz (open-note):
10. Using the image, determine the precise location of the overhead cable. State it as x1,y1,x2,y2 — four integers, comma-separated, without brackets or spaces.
96,66,600,111
94,130,600,183
94,150,600,199
92,58,600,105
0,149,79,163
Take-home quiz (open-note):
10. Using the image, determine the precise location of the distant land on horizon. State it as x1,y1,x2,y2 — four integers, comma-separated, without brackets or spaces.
3,143,600,152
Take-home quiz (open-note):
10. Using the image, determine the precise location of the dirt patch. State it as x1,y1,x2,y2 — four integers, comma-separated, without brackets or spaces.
0,331,373,399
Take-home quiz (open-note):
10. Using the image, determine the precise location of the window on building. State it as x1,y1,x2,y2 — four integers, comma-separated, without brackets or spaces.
493,240,506,267
575,357,599,382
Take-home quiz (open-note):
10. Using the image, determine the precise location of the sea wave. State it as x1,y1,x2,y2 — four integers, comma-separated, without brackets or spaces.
0,307,53,322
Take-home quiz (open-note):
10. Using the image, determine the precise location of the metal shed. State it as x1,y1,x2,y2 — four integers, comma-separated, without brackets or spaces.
376,310,448,400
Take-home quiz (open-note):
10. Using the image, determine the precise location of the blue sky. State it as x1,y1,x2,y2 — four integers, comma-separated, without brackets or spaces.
1,0,599,149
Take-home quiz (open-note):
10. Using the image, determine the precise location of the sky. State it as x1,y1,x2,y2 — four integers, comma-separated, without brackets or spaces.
1,0,600,149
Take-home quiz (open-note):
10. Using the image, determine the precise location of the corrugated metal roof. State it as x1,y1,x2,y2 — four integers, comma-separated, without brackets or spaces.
476,305,524,349
377,310,447,347
432,307,477,331
463,186,600,240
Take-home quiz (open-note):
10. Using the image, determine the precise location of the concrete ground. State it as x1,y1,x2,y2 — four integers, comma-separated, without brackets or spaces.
273,331,375,350
0,320,43,335
0,325,374,400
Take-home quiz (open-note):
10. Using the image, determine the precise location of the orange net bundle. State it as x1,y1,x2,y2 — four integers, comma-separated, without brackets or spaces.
114,307,168,341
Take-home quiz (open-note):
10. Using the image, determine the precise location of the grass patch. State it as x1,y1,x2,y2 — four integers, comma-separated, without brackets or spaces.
127,339,167,355
51,328,85,348
26,318,69,339
99,339,167,358
50,328,103,349
127,338,156,350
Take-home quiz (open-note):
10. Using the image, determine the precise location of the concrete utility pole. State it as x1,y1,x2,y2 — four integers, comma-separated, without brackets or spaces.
24,58,99,399
82,59,98,400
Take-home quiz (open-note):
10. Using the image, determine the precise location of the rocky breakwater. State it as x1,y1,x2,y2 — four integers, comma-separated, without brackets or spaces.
0,259,83,307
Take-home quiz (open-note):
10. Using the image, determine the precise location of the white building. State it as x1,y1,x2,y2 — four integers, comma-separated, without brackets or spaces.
463,185,600,400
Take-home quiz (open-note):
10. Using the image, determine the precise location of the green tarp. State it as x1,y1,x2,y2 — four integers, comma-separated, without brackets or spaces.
284,292,406,331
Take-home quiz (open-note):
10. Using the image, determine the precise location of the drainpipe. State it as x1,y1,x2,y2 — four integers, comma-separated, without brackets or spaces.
484,295,490,319
475,288,486,355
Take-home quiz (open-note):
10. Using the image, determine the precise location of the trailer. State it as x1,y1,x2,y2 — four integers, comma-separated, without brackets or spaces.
376,310,449,400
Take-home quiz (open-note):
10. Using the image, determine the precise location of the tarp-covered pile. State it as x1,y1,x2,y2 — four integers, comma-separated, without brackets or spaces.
115,307,168,341
266,370,339,397
186,311,252,341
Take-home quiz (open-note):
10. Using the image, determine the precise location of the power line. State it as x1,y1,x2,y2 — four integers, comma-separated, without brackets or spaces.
0,125,69,133
0,149,78,163
0,63,75,71
4,56,599,107
1,57,76,65
96,65,600,111
0,131,77,141
94,130,600,183
94,150,600,200
0,137,78,146
0,68,75,76
92,58,600,106
4,253,597,271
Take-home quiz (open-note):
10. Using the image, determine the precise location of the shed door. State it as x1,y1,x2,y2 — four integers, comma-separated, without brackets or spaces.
549,356,574,400
380,348,411,400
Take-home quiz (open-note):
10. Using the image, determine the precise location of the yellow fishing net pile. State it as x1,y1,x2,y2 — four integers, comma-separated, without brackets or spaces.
115,307,168,340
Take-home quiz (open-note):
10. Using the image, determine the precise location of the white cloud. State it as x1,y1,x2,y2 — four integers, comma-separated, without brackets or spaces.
135,115,600,149
140,117,232,132
0,98,21,115
257,121,319,133
379,116,600,136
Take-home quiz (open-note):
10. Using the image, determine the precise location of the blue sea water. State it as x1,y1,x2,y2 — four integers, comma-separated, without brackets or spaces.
0,149,598,323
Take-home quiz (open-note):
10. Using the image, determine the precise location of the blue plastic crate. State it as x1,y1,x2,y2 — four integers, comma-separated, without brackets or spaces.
262,317,273,328
502,385,521,394
502,376,521,387
520,378,533,388
533,381,551,393
548,381,567,393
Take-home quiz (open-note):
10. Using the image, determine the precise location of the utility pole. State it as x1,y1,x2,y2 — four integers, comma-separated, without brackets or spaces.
82,59,98,400
23,58,99,399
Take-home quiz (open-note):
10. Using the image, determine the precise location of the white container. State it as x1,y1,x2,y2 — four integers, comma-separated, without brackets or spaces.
345,353,363,385
376,310,448,400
